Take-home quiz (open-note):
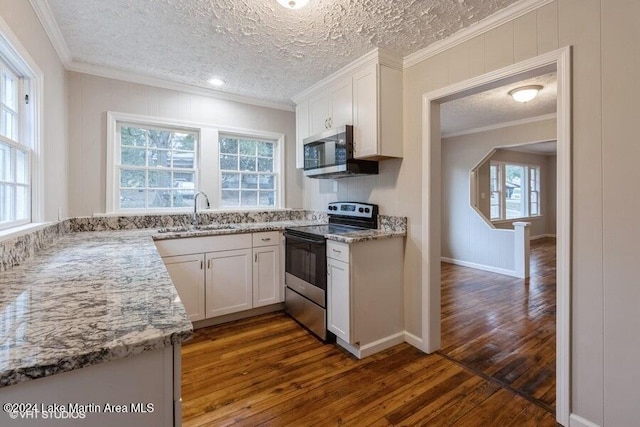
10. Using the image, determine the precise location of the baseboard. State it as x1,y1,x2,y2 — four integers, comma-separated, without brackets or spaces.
441,257,518,278
337,332,405,359
569,414,600,427
531,233,557,240
404,331,424,350
192,303,284,329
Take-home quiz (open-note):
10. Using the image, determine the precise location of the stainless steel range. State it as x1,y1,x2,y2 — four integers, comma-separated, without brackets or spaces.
283,202,378,341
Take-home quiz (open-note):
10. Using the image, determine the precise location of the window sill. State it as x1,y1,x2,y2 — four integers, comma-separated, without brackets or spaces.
491,215,544,225
97,207,293,217
0,222,58,243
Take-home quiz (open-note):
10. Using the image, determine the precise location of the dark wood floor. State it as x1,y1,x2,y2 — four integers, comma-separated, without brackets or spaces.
440,237,557,412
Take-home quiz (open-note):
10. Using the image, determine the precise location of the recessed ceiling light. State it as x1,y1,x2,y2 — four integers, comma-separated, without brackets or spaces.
208,78,225,87
276,0,309,9
508,85,543,103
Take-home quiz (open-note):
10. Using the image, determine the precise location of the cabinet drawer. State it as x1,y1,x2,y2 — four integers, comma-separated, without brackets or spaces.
327,240,349,263
155,233,252,257
252,231,280,248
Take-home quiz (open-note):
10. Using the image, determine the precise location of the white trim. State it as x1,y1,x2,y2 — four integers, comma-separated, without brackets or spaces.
28,0,73,65
441,257,518,278
0,221,57,242
531,233,556,240
403,0,554,68
336,332,405,359
569,414,600,427
291,48,402,104
403,331,423,349
442,113,557,139
421,47,571,426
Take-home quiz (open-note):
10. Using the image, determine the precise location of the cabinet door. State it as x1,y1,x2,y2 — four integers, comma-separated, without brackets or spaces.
330,78,353,128
205,249,252,317
162,254,205,322
327,257,351,342
253,245,282,307
309,92,331,135
295,100,310,169
352,64,379,159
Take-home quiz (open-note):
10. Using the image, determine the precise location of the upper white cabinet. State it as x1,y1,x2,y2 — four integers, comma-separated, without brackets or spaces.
293,49,403,169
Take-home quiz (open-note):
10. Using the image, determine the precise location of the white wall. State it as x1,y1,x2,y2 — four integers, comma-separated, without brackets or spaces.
0,2,68,222
440,120,556,271
67,72,302,216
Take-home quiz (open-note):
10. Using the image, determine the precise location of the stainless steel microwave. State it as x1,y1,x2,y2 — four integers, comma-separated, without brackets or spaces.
303,125,378,179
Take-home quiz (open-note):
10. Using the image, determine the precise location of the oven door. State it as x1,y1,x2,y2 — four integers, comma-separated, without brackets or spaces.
283,231,326,307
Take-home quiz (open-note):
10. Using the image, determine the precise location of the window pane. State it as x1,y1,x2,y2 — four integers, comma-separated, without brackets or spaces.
0,184,12,221
258,174,274,190
148,170,172,188
148,149,171,167
148,190,171,208
239,140,256,156
220,155,238,170
173,174,195,207
240,190,257,207
120,169,145,188
121,147,146,166
239,156,256,172
0,142,10,181
241,174,258,189
121,127,148,147
147,130,172,149
220,138,238,154
505,165,525,219
15,185,28,220
257,141,273,157
258,158,273,172
171,151,194,169
258,191,275,206
1,108,16,140
15,150,27,184
172,132,195,151
221,190,239,207
221,173,239,189
120,189,146,209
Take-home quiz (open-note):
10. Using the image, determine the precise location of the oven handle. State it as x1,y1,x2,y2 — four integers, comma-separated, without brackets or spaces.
283,232,325,245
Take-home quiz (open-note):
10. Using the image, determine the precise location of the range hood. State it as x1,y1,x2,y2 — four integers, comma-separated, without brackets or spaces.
303,125,378,179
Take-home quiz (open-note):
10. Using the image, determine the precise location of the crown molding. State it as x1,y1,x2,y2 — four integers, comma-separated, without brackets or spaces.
66,61,295,112
28,0,72,65
403,0,555,69
441,112,556,139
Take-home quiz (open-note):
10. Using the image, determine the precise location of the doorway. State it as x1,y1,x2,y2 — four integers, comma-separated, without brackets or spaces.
419,47,571,425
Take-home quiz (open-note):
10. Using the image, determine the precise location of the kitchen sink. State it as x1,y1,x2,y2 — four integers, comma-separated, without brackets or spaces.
157,224,238,233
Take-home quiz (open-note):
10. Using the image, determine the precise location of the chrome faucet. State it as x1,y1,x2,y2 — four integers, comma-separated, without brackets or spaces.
192,191,210,227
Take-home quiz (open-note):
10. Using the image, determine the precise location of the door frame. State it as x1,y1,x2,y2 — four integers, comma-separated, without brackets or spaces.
419,46,571,425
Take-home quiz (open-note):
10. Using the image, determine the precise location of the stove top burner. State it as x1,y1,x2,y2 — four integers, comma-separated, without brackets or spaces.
285,223,366,238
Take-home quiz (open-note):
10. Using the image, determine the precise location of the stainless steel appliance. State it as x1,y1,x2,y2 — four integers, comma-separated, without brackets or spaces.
284,201,379,341
303,125,378,179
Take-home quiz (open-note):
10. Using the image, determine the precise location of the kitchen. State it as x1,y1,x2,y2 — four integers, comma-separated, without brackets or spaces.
1,1,639,427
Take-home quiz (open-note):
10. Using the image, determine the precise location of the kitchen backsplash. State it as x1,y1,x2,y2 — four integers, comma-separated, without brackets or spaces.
1,210,406,272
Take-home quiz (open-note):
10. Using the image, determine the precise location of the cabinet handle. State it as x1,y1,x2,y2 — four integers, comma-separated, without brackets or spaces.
200,260,203,270
261,237,271,242
332,249,342,253
207,259,211,269
255,254,257,262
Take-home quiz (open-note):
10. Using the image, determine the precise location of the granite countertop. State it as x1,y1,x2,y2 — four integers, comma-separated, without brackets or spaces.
0,218,406,389
0,229,192,388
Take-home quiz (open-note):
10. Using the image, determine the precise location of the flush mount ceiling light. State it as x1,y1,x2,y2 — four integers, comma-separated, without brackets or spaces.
208,78,225,87
508,85,543,103
276,0,309,9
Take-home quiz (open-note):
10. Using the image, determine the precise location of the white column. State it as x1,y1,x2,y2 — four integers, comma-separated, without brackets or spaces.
513,221,531,279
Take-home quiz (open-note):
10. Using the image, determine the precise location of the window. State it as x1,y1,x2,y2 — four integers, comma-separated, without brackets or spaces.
0,59,31,230
490,161,541,221
116,123,198,210
107,112,284,213
219,135,277,208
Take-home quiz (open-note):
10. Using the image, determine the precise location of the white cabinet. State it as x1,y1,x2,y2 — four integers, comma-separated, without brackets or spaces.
206,248,252,317
162,254,205,322
326,238,404,359
295,77,353,169
352,63,403,160
156,231,283,323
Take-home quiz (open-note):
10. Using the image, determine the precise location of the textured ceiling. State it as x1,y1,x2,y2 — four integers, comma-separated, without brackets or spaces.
441,72,557,135
46,0,519,106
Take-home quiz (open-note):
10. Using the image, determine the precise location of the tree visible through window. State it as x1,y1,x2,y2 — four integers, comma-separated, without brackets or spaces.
219,135,276,208
118,124,197,210
490,161,541,221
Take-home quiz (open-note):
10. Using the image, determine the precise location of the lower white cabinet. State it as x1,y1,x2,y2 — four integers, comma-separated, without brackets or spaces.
206,248,253,317
157,231,283,323
326,238,404,359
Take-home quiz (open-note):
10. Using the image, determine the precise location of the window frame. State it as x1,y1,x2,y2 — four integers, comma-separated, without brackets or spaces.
490,160,542,223
0,18,42,233
106,112,285,214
